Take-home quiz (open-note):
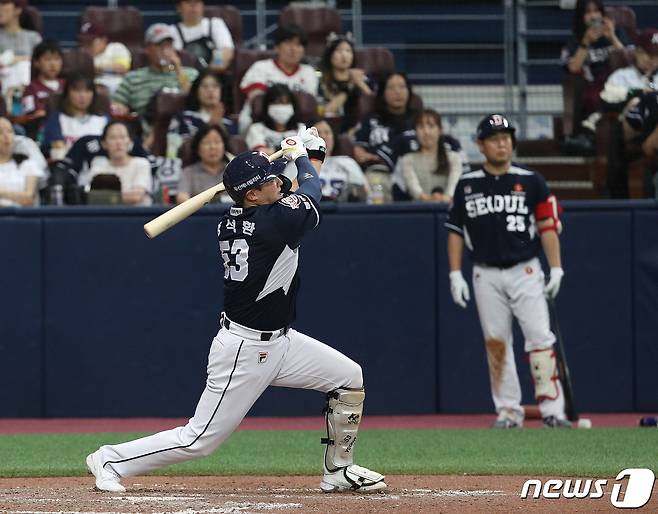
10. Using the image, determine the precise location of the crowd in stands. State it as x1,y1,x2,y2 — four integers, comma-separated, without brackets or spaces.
0,0,657,207
561,0,658,197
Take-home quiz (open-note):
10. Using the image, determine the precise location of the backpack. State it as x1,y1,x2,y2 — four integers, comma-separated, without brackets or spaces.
175,18,216,69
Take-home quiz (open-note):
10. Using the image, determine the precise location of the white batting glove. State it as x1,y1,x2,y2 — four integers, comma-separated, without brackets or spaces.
297,125,327,161
449,270,470,308
544,267,564,299
280,135,308,162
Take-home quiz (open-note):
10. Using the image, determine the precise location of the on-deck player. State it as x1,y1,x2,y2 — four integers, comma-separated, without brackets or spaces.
85,128,387,493
445,114,571,429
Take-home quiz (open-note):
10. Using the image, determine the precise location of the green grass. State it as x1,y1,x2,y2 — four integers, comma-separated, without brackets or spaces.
0,428,656,478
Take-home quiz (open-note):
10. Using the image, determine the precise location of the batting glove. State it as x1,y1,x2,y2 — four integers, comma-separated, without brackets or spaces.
449,270,470,308
280,135,308,162
298,125,327,162
544,267,564,299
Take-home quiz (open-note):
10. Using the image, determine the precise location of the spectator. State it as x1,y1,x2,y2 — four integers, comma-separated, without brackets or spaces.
314,119,367,202
78,21,131,96
176,123,232,204
393,109,462,203
245,83,305,154
625,91,658,157
238,24,318,132
560,0,631,130
0,115,42,206
167,69,235,161
171,0,234,73
583,28,658,133
87,120,152,206
42,73,108,161
112,23,198,120
0,0,41,103
318,33,372,134
353,72,419,202
21,39,63,118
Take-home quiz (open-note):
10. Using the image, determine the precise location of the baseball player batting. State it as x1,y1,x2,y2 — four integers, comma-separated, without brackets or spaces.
85,128,386,493
445,114,571,428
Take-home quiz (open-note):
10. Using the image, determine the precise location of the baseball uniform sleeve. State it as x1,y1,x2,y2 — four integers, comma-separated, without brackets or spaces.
245,122,268,150
269,193,321,247
445,180,465,235
341,156,367,186
211,17,234,49
534,171,551,204
445,150,463,198
240,60,269,96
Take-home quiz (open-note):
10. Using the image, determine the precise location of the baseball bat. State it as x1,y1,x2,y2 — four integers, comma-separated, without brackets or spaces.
548,297,578,422
144,149,284,239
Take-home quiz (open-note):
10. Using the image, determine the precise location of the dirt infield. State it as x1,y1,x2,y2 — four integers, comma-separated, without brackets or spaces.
0,474,640,513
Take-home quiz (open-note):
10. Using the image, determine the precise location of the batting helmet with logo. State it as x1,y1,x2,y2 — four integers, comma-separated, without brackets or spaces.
476,114,516,146
223,151,289,204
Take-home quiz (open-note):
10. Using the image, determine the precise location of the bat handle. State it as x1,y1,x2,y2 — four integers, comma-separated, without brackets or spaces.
269,149,284,161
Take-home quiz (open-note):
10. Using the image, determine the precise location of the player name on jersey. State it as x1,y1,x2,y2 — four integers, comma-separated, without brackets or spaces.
465,193,529,219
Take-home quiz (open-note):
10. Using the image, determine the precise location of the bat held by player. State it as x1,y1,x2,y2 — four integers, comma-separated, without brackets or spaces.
143,149,284,239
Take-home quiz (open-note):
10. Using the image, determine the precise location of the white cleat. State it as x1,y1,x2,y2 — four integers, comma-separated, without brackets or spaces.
320,464,387,493
85,448,126,493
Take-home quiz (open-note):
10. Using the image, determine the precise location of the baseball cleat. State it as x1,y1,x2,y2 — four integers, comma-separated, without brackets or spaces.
320,464,387,493
543,415,572,428
86,448,126,492
491,418,523,429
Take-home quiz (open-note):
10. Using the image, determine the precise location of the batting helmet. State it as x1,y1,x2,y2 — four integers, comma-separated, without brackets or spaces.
476,114,516,146
223,151,288,204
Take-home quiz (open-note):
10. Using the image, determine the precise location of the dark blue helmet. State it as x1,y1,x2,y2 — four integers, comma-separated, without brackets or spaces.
476,114,516,145
223,151,288,204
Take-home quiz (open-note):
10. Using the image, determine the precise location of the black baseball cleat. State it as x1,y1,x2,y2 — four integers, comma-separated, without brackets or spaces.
543,415,572,428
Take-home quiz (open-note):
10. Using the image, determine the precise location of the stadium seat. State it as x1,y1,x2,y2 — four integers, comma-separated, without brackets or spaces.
230,48,277,113
356,92,423,124
148,90,187,157
60,49,95,79
354,47,396,84
605,6,637,41
203,5,243,47
20,5,42,34
81,7,144,47
278,5,342,58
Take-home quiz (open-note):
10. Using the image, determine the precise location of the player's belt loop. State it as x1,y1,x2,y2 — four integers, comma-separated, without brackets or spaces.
220,312,288,342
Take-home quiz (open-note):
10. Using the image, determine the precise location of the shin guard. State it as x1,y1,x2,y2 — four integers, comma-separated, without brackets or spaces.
322,388,365,472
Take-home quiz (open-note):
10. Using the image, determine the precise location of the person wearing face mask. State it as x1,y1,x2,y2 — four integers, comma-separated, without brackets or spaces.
245,83,305,155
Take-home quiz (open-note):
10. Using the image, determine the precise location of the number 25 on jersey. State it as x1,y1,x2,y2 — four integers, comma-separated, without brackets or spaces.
506,215,526,232
220,239,249,281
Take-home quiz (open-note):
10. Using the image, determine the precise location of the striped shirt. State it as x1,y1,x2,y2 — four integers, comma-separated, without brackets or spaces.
112,66,198,117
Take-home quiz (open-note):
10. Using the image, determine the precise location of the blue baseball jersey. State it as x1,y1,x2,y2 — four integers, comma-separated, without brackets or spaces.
217,192,321,331
445,165,551,266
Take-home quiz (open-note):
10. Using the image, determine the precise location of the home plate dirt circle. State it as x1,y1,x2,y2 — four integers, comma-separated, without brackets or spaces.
0,474,640,513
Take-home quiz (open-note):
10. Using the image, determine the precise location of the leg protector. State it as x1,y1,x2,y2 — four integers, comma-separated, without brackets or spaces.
529,348,559,401
322,388,365,472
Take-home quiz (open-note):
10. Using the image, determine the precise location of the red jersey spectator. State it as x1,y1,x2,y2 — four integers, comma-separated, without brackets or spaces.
22,39,63,117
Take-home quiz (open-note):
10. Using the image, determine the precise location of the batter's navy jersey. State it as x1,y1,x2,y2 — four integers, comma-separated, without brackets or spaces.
445,165,550,266
218,192,321,331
